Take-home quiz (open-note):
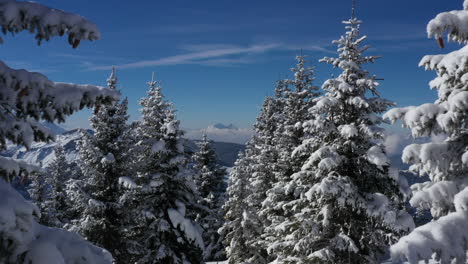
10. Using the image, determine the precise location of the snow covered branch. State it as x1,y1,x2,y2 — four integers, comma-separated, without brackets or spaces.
391,187,468,264
0,60,120,151
0,178,112,264
0,156,38,179
0,0,100,47
427,4,468,43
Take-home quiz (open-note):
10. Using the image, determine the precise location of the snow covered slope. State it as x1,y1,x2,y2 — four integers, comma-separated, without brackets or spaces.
2,128,86,167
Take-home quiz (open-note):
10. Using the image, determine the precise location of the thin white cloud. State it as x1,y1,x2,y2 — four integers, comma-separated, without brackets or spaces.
154,24,238,34
50,53,91,60
88,42,336,70
178,43,242,52
90,44,280,70
284,44,336,54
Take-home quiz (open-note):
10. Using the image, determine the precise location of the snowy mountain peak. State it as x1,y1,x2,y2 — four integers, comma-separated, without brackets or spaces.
41,122,68,135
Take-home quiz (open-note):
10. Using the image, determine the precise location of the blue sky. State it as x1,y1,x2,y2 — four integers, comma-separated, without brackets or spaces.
2,0,464,130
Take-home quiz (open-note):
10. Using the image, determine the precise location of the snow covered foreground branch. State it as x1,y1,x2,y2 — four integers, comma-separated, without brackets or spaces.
0,0,100,47
0,1,115,158
0,178,112,264
0,60,120,152
0,156,38,178
427,0,468,43
384,1,468,263
391,187,468,264
0,1,120,263
0,61,120,180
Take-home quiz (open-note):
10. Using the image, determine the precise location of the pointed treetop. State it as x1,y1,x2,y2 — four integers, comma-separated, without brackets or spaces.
202,133,208,142
351,0,356,19
147,72,158,90
107,66,117,90
344,0,362,26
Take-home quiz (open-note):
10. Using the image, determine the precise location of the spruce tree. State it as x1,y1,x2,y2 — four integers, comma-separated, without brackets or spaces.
243,95,283,264
27,168,56,226
222,90,285,264
47,144,73,226
76,68,131,262
256,57,320,262
122,75,203,264
192,134,227,261
269,14,413,264
222,149,262,264
386,1,468,263
275,55,321,176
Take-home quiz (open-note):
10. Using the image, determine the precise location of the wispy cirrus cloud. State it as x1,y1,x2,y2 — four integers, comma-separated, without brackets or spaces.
283,44,336,54
89,43,280,70
88,42,335,71
154,24,239,34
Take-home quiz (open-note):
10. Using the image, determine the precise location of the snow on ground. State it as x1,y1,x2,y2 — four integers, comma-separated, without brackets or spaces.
0,178,112,264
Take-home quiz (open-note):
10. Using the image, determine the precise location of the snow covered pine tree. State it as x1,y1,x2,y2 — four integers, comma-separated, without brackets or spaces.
46,144,74,227
27,167,56,226
259,56,320,262
120,75,204,264
386,1,468,263
222,91,285,264
267,12,414,264
245,95,283,264
28,145,73,227
222,149,261,264
224,55,320,264
192,134,227,261
0,1,119,263
75,68,131,263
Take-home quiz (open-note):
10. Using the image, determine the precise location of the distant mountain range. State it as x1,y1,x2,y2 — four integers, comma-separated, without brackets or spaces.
42,122,68,135
209,123,238,130
184,123,253,145
1,126,245,168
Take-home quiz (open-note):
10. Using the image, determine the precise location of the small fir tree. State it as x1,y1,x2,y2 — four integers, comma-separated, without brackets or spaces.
46,144,73,227
222,150,263,264
192,134,227,261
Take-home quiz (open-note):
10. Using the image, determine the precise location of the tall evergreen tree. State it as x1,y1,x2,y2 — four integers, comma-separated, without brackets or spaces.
47,144,73,226
387,1,468,263
275,55,321,176
268,14,413,264
122,75,203,264
27,168,56,226
75,68,131,262
243,94,283,264
222,149,263,264
256,57,320,261
192,134,227,261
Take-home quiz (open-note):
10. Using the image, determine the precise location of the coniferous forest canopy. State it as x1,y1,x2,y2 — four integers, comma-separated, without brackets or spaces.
0,0,467,263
